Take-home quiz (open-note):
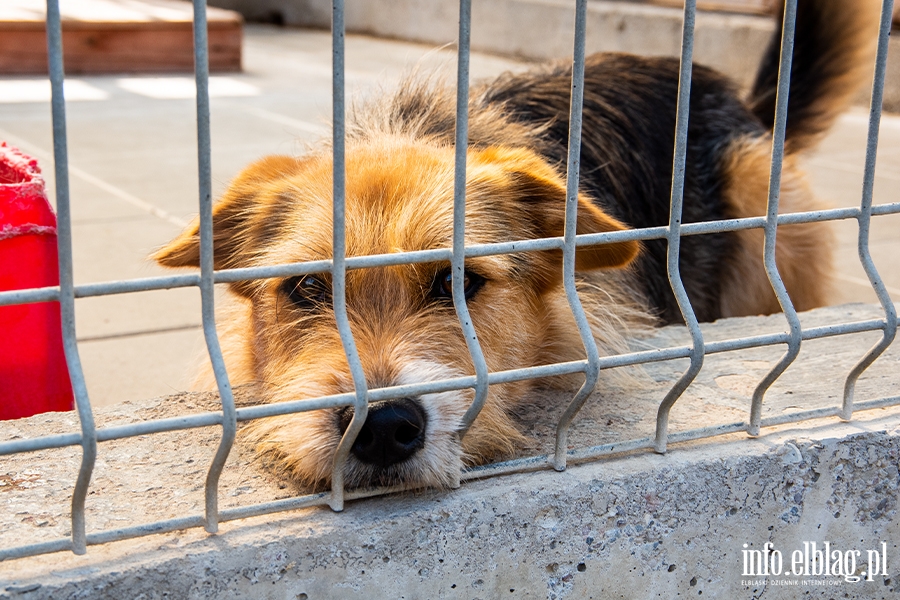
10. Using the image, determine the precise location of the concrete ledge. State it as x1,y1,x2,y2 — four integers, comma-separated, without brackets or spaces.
209,0,900,111
1,304,899,598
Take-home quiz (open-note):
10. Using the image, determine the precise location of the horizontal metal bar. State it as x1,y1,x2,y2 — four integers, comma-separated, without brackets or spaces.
217,259,336,284
0,432,82,455
96,413,224,441
0,286,59,305
219,491,331,522
851,395,900,411
0,273,199,307
78,274,200,297
0,413,224,456
220,484,422,524
4,203,900,309
86,515,205,546
0,538,73,562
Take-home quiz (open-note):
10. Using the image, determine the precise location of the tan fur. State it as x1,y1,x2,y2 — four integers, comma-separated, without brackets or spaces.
718,135,834,317
155,135,644,489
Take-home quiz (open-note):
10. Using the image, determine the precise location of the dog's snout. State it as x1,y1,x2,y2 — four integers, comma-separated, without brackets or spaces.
340,399,427,468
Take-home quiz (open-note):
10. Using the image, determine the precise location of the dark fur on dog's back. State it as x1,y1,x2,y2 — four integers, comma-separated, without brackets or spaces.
350,0,876,324
479,56,761,323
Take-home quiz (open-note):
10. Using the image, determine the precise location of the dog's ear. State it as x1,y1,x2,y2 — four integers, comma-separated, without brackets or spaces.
153,155,305,271
476,146,639,270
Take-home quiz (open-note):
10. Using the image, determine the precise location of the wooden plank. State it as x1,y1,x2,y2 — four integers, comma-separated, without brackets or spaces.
0,0,242,74
0,0,242,25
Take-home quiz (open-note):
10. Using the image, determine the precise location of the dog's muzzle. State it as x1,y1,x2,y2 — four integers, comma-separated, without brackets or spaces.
338,399,427,468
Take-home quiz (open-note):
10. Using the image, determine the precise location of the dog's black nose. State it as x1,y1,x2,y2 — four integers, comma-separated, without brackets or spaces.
343,399,427,468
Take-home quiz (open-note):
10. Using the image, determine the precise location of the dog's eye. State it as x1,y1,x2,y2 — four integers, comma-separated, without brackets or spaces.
282,275,330,308
431,269,485,302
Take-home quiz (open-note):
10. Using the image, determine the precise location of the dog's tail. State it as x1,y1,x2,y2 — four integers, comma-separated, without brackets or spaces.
747,0,880,153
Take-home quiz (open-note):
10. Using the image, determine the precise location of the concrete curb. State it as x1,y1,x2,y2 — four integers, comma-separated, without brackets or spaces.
1,304,898,598
210,0,900,111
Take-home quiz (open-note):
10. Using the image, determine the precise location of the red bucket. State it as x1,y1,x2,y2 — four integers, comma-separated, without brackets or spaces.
0,142,74,420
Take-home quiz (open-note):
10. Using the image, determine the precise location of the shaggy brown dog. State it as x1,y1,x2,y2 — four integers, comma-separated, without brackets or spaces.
155,0,878,489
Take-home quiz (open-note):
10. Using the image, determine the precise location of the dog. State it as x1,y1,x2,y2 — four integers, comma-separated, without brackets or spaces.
154,0,878,489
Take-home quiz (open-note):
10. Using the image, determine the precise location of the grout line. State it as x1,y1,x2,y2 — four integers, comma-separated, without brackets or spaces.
77,324,201,343
0,126,189,228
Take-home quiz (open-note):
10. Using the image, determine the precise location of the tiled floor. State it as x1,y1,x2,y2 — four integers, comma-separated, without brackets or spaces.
1,24,897,406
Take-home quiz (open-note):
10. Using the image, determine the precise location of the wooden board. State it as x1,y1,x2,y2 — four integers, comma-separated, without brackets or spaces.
0,0,242,74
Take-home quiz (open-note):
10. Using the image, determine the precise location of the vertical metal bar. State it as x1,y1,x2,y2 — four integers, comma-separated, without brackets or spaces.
452,0,490,466
552,0,602,471
747,0,801,436
191,0,237,534
328,0,370,511
841,0,898,419
654,0,704,454
46,0,96,556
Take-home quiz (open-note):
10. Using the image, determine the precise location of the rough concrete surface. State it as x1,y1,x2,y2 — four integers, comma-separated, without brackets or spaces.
1,304,899,598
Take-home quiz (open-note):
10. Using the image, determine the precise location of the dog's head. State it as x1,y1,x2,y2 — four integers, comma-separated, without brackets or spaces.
154,136,638,489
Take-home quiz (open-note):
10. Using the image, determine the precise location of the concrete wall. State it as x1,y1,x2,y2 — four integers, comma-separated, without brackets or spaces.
208,0,900,108
210,0,774,90
1,304,899,598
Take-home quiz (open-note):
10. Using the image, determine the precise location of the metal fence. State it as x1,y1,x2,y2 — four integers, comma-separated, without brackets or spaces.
0,0,898,561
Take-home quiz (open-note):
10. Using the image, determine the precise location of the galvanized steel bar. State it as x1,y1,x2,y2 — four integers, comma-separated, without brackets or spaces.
75,274,199,296
85,516,207,546
654,0,705,454
328,0,370,512
191,0,237,535
841,0,898,419
0,538,73,562
748,0,802,437
45,0,97,557
0,286,59,306
0,432,83,455
553,0,603,472
454,0,491,455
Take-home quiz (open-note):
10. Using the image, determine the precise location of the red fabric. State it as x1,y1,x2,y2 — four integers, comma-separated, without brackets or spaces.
0,142,74,420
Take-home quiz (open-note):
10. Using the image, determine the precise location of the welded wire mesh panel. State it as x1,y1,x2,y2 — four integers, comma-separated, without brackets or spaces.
0,0,897,561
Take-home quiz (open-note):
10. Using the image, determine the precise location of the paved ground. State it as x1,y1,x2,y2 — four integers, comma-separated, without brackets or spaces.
1,24,898,407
